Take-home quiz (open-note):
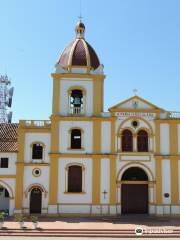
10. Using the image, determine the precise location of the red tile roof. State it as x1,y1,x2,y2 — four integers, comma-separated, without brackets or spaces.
0,123,18,152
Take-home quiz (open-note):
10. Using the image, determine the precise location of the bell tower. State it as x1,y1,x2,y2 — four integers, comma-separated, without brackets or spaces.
49,21,108,214
51,20,105,117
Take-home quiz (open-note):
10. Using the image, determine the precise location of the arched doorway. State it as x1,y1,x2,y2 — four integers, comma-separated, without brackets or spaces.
121,167,148,214
30,188,42,214
0,186,10,214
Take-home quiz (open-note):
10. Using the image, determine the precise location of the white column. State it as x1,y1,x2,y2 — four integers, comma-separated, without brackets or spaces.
149,187,154,203
133,135,137,151
118,137,121,152
117,186,121,203
9,199,15,216
149,137,153,152
149,186,155,214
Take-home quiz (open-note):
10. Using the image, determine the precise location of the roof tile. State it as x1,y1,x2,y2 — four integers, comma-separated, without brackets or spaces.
0,123,18,152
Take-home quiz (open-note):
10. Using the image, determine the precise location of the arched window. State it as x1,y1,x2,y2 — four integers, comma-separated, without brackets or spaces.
70,89,83,115
71,129,81,149
68,165,82,192
137,130,148,152
32,143,43,159
121,130,133,152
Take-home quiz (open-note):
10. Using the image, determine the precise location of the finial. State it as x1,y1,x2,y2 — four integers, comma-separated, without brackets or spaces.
133,89,138,96
75,0,85,38
79,0,82,21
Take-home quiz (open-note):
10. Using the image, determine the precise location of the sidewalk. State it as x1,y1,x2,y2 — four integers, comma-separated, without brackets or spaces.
1,215,180,230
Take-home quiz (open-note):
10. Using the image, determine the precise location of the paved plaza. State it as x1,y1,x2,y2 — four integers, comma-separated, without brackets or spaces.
0,215,180,229
0,216,180,238
1,237,180,240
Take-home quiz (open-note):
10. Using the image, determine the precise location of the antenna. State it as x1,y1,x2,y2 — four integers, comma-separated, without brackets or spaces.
7,112,12,123
0,75,14,123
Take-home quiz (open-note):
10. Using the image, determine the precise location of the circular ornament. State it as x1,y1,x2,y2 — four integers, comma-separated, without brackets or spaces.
131,120,139,128
32,168,41,177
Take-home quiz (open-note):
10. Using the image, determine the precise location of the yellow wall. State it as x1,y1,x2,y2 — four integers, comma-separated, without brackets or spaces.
171,158,179,204
170,123,178,155
49,116,59,205
52,76,60,115
92,158,101,204
155,157,162,205
93,78,104,116
15,128,25,209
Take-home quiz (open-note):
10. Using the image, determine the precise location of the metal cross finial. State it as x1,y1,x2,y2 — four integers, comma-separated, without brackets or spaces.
78,14,82,22
78,0,82,21
133,89,138,96
102,190,108,199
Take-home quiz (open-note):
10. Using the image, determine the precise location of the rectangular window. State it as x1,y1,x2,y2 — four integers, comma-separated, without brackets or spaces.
71,129,82,149
32,144,43,159
0,158,9,168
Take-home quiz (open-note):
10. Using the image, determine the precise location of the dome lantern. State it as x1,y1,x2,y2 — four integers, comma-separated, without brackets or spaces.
75,20,85,39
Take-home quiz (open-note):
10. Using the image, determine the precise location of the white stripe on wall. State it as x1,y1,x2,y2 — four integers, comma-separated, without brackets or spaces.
160,124,170,155
162,159,171,204
100,158,110,204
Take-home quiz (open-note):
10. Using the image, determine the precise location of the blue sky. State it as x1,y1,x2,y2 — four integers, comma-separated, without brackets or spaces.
0,0,180,122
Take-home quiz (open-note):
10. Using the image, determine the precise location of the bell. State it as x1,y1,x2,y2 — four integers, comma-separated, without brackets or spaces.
74,97,81,106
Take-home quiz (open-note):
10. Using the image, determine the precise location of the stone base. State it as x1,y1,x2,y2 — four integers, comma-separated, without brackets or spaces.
14,209,23,215
48,205,58,214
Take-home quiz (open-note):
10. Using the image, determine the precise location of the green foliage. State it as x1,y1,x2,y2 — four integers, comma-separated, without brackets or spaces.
30,215,38,223
0,211,6,222
15,214,26,223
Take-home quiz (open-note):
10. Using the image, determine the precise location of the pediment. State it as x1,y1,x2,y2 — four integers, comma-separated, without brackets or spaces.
109,96,164,112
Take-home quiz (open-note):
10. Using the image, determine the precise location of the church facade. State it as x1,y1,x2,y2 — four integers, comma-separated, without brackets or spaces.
0,21,180,216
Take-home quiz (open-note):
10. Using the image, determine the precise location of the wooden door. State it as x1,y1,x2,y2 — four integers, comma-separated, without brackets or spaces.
30,188,42,214
121,184,148,214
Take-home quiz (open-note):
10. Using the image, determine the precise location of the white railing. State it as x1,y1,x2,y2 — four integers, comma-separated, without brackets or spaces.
168,111,180,119
69,107,84,115
20,120,51,127
101,112,111,117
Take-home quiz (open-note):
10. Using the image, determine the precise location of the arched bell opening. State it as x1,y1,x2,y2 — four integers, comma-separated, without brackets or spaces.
70,89,83,115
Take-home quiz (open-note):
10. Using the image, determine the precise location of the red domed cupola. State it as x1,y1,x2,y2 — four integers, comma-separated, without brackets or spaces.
57,21,101,71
